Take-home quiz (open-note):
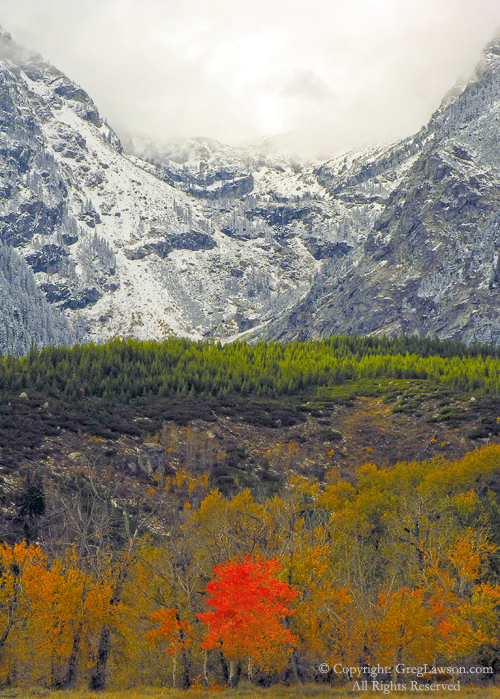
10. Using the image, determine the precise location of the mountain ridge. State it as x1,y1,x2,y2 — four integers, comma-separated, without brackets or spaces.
1,29,500,351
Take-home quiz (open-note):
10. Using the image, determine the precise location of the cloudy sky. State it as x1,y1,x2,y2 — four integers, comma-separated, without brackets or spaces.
1,0,499,156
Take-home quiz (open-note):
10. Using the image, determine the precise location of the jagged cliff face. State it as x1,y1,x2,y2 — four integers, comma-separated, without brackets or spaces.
2,27,500,351
0,27,341,352
266,39,500,344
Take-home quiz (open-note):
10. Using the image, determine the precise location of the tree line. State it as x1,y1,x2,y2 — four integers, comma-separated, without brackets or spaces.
2,335,500,403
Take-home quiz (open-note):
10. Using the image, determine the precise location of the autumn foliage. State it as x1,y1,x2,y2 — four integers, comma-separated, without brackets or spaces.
2,446,500,688
198,556,297,675
146,608,193,656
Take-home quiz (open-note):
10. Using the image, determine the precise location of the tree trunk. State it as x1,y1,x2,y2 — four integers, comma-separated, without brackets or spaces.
289,648,302,685
64,620,83,688
284,615,302,684
228,660,241,688
88,557,129,690
176,610,191,688
229,660,236,688
219,650,229,684
89,624,111,691
0,581,21,658
203,649,208,689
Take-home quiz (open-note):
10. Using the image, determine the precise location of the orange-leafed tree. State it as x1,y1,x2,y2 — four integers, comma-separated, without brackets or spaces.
145,608,194,688
22,549,115,689
424,529,500,664
375,586,441,673
198,555,298,686
0,542,46,680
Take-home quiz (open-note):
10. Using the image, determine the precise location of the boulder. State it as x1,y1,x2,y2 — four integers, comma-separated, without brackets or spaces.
25,244,68,273
138,443,165,477
68,452,86,465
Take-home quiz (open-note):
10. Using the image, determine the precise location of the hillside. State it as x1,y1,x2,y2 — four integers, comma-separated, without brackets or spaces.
2,335,500,503
268,38,500,344
1,338,500,688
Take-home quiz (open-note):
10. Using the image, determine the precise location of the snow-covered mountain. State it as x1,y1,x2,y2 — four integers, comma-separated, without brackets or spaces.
265,39,500,344
2,26,500,352
0,26,342,351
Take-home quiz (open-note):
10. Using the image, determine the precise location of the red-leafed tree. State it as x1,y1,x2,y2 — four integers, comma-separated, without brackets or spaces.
198,555,298,686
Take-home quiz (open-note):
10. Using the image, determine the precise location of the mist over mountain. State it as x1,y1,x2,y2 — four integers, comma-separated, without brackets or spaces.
2,27,500,351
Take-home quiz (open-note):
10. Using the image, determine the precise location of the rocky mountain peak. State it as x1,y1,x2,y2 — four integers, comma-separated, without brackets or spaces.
0,27,12,44
483,36,500,58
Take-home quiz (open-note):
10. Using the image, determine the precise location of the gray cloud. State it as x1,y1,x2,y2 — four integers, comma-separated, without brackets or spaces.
0,0,499,156
282,71,333,101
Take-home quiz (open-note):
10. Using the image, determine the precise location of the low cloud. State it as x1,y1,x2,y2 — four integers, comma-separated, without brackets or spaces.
1,0,499,156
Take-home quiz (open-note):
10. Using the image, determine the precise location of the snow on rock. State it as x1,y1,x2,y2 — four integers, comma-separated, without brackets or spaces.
3,27,500,350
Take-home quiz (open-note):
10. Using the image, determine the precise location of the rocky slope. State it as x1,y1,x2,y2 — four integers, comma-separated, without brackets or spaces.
2,27,500,351
0,27,337,352
266,39,500,344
